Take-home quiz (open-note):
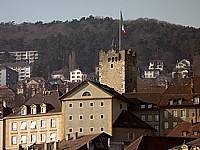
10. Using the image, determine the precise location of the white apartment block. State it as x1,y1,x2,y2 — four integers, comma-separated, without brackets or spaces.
149,60,163,71
69,69,86,83
144,69,160,79
0,50,38,64
2,62,31,81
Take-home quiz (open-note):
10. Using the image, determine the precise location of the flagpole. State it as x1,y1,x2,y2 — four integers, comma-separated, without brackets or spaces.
119,10,121,51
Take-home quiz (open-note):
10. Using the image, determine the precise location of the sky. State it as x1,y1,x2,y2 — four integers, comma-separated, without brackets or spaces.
0,0,200,28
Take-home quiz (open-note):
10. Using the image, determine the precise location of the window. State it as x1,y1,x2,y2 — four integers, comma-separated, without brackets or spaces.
90,127,94,132
147,115,153,121
40,103,46,113
21,135,27,144
79,103,83,108
79,115,83,120
172,110,178,117
164,110,168,118
100,114,104,119
31,104,37,114
90,102,94,107
182,131,187,136
79,128,83,133
21,105,27,115
169,99,174,105
193,97,199,104
21,122,27,130
148,104,152,109
181,110,186,117
111,64,113,68
69,115,73,120
41,134,46,142
69,103,73,108
173,122,177,128
154,114,159,122
90,115,94,120
30,121,36,129
12,136,17,145
128,133,134,141
141,115,146,121
193,131,198,136
100,127,104,132
31,134,36,143
69,128,73,133
100,102,104,107
120,104,122,109
141,104,145,109
51,119,56,128
154,125,159,131
41,120,46,128
50,133,56,141
12,122,17,131
82,91,91,96
178,99,182,105
164,122,169,129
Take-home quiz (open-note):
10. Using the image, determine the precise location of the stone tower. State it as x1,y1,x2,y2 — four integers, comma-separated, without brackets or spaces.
99,48,137,94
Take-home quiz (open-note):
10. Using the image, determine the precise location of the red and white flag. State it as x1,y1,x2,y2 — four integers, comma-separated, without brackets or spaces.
121,12,126,37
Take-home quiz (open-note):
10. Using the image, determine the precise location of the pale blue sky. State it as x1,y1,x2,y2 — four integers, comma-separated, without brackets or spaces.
0,0,199,28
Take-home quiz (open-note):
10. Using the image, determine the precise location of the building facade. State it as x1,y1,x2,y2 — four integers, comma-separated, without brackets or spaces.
0,50,38,64
99,48,137,94
0,65,18,86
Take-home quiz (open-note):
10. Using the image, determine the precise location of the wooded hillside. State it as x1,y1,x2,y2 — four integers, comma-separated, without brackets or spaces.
0,16,200,79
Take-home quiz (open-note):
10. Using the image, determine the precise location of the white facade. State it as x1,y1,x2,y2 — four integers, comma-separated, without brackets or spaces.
175,59,190,69
144,69,160,79
149,60,163,71
69,69,86,83
0,50,38,64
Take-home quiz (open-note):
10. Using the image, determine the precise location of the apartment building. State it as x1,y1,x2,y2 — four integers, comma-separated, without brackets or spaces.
69,69,86,83
0,50,38,64
2,62,31,81
4,90,63,150
0,64,18,86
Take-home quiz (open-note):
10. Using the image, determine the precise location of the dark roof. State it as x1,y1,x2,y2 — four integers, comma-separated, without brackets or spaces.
167,122,200,138
113,110,155,130
2,62,30,67
59,80,127,101
58,132,111,150
0,85,15,98
125,136,195,150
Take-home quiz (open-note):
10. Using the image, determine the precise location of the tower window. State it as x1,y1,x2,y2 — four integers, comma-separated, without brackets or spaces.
111,64,113,68
108,58,111,62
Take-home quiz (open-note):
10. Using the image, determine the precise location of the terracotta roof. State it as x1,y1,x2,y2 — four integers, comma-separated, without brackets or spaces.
113,110,155,130
167,122,200,138
125,136,195,150
58,132,111,150
0,85,15,98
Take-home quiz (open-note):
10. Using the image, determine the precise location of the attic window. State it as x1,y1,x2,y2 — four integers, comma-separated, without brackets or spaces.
168,99,174,105
141,104,145,109
31,104,37,114
193,131,198,136
182,131,188,136
40,103,46,113
82,91,91,97
148,104,152,109
21,105,27,115
177,99,182,105
193,97,199,105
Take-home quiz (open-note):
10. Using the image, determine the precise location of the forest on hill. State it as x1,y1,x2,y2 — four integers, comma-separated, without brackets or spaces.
0,16,200,79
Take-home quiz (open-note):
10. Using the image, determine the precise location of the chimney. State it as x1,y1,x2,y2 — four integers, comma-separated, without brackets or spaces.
73,132,78,140
191,119,194,126
165,80,169,89
2,100,7,108
191,79,194,93
65,134,70,141
66,85,70,93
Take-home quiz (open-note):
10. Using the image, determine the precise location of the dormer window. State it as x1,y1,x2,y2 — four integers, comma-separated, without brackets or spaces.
31,104,37,114
193,131,198,136
40,103,46,113
141,104,145,109
178,99,182,105
193,96,200,105
148,104,152,109
82,91,91,97
168,99,174,105
182,131,188,136
21,105,27,115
